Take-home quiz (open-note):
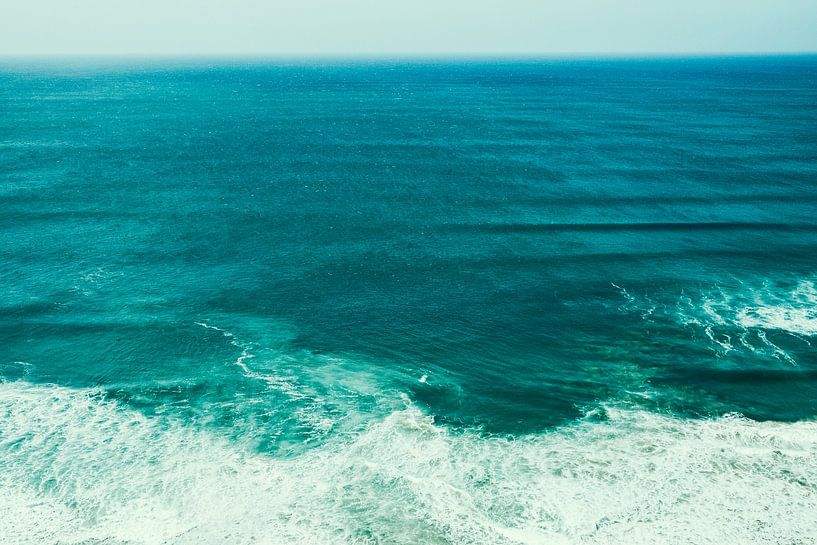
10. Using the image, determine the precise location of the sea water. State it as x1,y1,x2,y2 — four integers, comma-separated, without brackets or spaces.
1,57,816,544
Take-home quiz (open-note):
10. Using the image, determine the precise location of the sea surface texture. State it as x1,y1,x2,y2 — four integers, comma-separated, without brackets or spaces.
2,57,817,544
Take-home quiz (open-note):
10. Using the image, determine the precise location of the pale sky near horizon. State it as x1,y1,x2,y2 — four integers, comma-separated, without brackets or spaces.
1,0,817,57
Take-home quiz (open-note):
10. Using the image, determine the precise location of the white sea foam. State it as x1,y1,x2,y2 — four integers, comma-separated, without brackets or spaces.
617,279,817,363
1,381,816,545
192,319,395,446
705,281,815,336
735,303,817,338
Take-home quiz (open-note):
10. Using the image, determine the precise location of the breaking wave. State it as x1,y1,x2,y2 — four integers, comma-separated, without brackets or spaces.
1,381,816,545
614,278,817,365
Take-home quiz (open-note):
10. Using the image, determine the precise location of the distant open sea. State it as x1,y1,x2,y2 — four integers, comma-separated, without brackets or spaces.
2,57,817,544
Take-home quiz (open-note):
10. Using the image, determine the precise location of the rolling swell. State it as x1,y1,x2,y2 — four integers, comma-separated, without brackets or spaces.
443,221,817,234
2,58,817,543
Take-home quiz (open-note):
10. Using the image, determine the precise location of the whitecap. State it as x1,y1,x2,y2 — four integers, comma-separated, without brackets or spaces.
617,278,817,363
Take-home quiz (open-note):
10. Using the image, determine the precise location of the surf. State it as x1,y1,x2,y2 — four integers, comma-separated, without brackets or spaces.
2,381,816,545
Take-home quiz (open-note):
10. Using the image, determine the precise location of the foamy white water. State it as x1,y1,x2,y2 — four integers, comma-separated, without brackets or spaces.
734,280,817,338
1,381,816,545
613,279,817,364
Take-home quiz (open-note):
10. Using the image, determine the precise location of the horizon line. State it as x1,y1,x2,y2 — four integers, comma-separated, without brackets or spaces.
2,51,817,61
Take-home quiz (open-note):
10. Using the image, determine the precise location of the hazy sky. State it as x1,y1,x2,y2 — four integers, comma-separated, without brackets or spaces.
2,0,817,56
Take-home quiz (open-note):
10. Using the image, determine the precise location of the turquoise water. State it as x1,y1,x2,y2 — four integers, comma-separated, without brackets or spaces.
2,57,817,544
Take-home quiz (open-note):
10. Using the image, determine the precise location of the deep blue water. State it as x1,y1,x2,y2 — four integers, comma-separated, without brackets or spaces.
2,57,817,544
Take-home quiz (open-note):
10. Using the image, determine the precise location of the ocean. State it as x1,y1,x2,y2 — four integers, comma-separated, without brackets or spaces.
1,57,816,544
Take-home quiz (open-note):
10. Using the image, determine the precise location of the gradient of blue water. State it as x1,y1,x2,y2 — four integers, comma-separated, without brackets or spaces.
3,57,817,544
2,57,817,443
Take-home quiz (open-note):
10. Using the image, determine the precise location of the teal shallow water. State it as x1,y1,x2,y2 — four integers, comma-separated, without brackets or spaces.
1,57,817,544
